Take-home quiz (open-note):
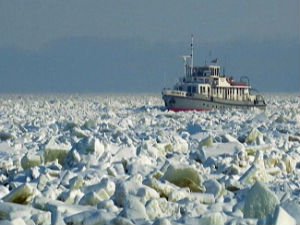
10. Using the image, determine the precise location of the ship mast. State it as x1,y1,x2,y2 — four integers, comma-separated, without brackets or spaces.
191,35,194,76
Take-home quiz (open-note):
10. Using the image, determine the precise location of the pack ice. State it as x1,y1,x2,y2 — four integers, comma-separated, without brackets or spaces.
0,94,299,225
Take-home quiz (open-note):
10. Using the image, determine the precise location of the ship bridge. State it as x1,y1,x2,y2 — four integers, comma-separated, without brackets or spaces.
186,65,221,77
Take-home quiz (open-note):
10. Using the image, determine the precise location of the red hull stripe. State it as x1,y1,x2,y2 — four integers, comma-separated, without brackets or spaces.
168,107,210,112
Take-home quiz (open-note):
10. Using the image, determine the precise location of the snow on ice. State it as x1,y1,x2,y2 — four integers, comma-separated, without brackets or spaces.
0,93,299,225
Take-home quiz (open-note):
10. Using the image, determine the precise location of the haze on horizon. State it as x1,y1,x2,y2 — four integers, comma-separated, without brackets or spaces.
0,0,299,93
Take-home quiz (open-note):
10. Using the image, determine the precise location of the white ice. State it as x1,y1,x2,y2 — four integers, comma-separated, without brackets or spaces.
0,93,299,224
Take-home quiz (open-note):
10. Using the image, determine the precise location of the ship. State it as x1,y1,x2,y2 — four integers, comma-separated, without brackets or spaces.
162,36,266,111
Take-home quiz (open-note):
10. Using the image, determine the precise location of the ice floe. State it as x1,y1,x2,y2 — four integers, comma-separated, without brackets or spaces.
0,93,299,224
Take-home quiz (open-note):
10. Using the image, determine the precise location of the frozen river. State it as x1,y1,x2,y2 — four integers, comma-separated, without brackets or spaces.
0,93,299,225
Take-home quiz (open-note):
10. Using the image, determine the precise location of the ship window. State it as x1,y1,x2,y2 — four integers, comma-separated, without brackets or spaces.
192,86,197,93
188,86,192,93
179,86,182,91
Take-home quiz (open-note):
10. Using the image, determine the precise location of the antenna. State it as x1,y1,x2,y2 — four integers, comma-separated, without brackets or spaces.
191,35,194,76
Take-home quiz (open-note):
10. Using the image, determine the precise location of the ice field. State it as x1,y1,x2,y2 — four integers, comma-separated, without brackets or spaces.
0,93,299,225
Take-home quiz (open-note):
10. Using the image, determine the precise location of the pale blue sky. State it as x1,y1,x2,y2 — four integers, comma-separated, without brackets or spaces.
0,0,299,92
1,0,299,49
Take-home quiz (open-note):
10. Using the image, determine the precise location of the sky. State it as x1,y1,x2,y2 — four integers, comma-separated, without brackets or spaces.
0,0,299,93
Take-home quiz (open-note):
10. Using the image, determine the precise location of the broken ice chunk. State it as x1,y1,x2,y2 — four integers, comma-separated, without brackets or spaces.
1,218,27,225
30,211,51,225
197,212,227,225
69,175,84,190
74,137,105,156
198,135,213,148
152,218,171,225
30,166,40,179
224,178,242,192
83,177,115,198
58,189,84,204
2,183,34,204
83,119,97,130
204,179,224,198
201,142,245,163
143,178,177,199
145,198,180,221
97,199,119,212
281,200,300,224
79,191,103,206
44,138,71,164
266,167,281,176
189,192,215,204
275,115,287,123
33,196,95,218
21,153,42,170
245,144,271,155
167,188,190,202
136,186,160,204
264,151,280,168
154,137,189,154
64,209,114,225
245,128,264,144
271,206,296,225
161,163,205,192
119,195,149,220
72,127,90,138
0,202,33,220
110,216,135,225
171,136,189,153
113,180,141,207
0,186,9,199
288,135,300,143
222,134,240,143
244,181,279,219
239,151,269,184
37,174,49,191
0,131,15,141
282,154,294,173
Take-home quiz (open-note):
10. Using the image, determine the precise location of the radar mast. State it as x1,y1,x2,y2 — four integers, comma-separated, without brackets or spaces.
191,35,194,76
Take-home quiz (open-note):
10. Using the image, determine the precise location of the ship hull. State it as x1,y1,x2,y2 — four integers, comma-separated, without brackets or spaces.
162,93,266,111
